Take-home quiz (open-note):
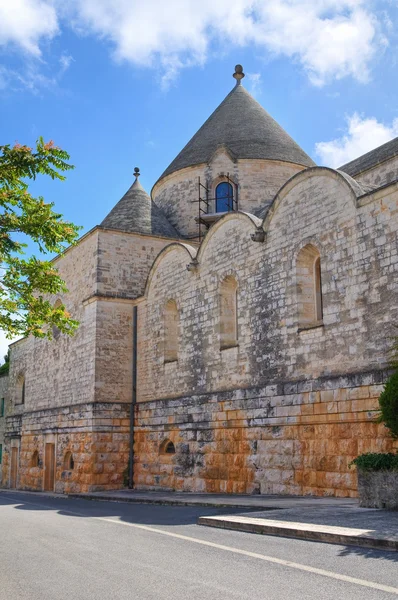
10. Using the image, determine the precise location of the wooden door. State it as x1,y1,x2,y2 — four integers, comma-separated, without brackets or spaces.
10,447,18,488
44,443,55,491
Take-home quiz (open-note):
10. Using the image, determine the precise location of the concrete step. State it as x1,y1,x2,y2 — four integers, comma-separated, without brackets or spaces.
198,514,398,552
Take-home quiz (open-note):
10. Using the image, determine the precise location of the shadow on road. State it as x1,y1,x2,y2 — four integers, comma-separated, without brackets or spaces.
0,490,397,563
0,490,252,526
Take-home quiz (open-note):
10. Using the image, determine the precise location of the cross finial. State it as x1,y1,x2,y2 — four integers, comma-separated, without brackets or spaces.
134,167,140,179
233,64,245,85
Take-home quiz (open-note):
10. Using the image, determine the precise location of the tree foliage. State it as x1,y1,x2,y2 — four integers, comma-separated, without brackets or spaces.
350,452,398,471
0,138,80,339
378,369,398,439
0,349,9,376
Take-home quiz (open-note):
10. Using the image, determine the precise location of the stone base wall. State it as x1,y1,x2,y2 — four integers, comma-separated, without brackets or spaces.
134,370,398,497
1,403,130,493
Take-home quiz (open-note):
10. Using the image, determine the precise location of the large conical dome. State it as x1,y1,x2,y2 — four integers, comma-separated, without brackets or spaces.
158,79,315,182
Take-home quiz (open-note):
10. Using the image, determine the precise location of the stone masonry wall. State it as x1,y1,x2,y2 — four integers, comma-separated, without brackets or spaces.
7,228,174,413
0,375,9,483
140,171,398,402
137,169,398,496
8,230,99,413
354,155,398,189
134,370,397,497
152,155,303,239
96,229,179,299
1,402,130,492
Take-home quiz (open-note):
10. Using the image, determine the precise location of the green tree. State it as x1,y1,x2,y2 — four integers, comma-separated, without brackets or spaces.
378,370,398,439
0,349,9,376
0,138,80,339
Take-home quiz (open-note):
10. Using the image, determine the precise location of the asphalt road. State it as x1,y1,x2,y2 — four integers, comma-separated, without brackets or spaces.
0,490,397,600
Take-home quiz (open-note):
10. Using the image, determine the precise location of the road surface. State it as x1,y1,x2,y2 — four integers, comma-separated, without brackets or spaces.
0,490,397,600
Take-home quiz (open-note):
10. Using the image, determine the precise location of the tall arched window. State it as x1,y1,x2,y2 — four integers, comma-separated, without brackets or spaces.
215,182,234,213
17,373,25,405
164,299,179,363
220,276,238,349
296,244,323,327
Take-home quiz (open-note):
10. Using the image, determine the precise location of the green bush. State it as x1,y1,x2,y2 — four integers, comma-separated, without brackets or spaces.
378,370,398,438
350,452,398,471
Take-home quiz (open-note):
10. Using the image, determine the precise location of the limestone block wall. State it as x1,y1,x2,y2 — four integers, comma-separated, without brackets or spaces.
140,171,398,402
0,375,9,482
96,229,178,299
353,155,398,189
136,169,398,496
1,402,130,492
8,230,99,413
152,155,304,239
134,370,397,496
94,299,134,404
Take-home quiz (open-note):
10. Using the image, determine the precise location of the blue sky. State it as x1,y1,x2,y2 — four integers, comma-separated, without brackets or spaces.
0,0,398,355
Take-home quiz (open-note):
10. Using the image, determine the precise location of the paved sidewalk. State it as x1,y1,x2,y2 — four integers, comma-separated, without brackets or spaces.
70,489,398,551
70,489,357,509
199,507,398,552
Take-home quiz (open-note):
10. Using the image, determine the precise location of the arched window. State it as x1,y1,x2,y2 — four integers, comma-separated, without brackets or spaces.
17,374,25,405
160,439,175,455
164,299,179,363
52,299,63,340
220,276,238,349
64,451,74,470
31,451,39,468
215,182,234,213
296,244,323,328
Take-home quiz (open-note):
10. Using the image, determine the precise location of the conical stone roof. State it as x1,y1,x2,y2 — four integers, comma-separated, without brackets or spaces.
158,75,315,182
101,175,180,238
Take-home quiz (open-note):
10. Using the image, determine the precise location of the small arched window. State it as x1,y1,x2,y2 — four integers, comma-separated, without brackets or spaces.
220,276,238,349
31,451,39,468
64,451,74,470
297,244,323,328
160,440,175,455
164,299,179,363
52,299,63,340
215,182,234,213
17,374,25,405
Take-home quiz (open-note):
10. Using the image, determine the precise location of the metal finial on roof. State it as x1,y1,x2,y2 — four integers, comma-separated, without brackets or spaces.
233,64,245,85
134,167,140,178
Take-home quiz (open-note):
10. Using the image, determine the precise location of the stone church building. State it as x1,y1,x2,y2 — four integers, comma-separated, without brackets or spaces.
1,66,398,497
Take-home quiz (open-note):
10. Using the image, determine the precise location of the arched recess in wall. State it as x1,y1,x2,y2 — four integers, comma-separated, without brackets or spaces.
64,451,74,470
31,451,39,468
160,439,176,455
296,244,323,328
164,299,179,363
52,298,63,340
219,275,238,349
16,373,25,405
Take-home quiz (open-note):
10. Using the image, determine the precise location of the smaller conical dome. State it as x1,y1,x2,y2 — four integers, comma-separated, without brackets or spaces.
101,173,180,238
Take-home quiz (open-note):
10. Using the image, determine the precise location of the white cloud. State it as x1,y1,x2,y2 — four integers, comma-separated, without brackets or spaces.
59,54,74,74
0,0,58,56
65,0,386,86
246,72,262,98
0,0,390,89
315,113,398,167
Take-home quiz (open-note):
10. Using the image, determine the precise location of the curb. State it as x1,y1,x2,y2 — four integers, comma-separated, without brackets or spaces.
69,493,280,510
198,516,398,552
